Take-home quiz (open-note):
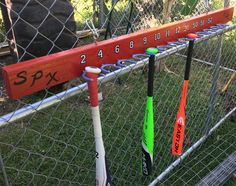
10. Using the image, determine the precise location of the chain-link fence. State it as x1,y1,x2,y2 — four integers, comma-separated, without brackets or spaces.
0,0,236,185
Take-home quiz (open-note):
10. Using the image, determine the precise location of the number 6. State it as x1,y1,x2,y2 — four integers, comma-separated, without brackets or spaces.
115,45,120,54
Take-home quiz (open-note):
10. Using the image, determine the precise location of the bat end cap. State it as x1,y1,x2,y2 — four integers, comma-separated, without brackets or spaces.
146,47,159,55
187,33,198,39
85,66,101,74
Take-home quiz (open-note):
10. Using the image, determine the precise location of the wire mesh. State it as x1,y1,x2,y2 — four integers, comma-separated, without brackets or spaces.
0,0,235,185
159,123,236,186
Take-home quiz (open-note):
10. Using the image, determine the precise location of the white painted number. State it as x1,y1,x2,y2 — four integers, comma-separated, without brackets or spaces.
208,17,213,24
130,41,134,48
193,22,198,28
143,37,147,45
176,27,180,34
166,30,170,37
80,54,86,64
115,45,120,54
200,20,204,26
154,33,160,40
184,25,189,32
98,49,103,58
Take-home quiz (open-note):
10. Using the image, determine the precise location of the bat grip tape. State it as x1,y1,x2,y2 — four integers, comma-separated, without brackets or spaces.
86,72,99,107
147,55,155,97
184,40,194,80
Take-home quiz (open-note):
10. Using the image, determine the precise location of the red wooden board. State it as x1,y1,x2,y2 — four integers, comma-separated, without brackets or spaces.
2,7,234,99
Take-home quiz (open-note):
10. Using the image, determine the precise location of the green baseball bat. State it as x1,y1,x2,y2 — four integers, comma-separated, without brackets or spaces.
142,47,158,176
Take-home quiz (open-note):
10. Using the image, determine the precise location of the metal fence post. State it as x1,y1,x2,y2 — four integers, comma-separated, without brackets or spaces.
204,35,223,135
99,0,105,26
204,0,230,135
204,0,209,10
224,0,230,7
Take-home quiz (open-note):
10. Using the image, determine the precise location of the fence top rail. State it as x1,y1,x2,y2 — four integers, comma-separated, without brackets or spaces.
1,6,234,100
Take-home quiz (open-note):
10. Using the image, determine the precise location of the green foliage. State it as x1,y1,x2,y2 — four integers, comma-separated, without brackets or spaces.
171,0,200,21
180,0,199,16
212,0,223,10
71,0,95,28
71,0,128,29
232,16,236,24
0,14,6,42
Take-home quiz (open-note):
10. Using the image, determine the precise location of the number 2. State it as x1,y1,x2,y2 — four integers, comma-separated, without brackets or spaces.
80,54,86,64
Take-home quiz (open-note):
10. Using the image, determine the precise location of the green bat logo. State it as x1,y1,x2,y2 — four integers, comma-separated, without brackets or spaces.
143,97,154,151
142,96,154,175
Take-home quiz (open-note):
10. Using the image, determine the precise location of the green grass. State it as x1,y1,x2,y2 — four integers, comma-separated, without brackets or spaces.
225,176,236,186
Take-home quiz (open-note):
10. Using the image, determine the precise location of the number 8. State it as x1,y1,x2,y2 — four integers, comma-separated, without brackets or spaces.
130,41,134,48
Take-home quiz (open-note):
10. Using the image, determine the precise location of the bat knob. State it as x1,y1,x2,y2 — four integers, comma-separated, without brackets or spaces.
83,66,101,81
85,66,101,74
187,33,198,39
146,47,159,55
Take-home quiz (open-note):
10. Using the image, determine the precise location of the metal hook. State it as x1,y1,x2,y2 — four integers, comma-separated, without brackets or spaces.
216,24,228,28
209,26,222,31
117,59,136,67
99,73,106,77
177,37,191,43
82,71,92,81
100,64,121,74
184,37,195,41
132,54,150,61
203,28,216,33
168,41,185,46
196,31,212,37
157,45,173,52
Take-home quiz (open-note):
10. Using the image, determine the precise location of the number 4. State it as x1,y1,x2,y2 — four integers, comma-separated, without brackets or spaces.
98,49,103,58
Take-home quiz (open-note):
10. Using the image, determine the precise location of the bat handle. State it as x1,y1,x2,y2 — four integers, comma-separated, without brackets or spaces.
146,47,158,97
184,33,198,80
84,66,101,107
